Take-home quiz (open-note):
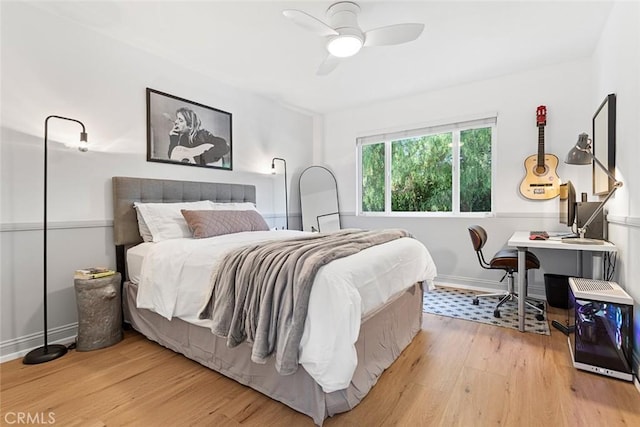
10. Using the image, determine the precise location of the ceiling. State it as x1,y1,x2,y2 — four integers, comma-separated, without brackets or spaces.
33,1,613,115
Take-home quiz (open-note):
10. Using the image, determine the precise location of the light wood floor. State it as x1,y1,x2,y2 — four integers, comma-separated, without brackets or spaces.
2,307,639,426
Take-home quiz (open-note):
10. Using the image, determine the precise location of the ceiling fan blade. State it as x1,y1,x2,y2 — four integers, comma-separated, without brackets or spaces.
364,23,425,47
317,55,340,76
283,9,338,37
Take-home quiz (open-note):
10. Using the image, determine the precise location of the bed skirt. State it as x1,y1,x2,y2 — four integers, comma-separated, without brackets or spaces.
123,281,423,425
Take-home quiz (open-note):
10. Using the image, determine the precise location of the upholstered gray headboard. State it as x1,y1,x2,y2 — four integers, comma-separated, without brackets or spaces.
112,176,257,246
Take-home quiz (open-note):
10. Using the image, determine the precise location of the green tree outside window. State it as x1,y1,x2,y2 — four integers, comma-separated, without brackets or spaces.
359,122,493,214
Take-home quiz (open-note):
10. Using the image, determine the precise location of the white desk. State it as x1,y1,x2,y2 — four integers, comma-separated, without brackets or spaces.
507,232,617,332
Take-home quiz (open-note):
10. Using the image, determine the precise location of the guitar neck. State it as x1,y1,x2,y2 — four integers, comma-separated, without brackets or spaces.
537,125,545,167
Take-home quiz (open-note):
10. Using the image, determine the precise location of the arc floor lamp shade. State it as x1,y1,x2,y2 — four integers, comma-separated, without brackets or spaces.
23,115,88,365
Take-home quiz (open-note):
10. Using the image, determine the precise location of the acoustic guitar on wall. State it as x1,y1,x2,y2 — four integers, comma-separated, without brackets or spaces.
519,105,560,200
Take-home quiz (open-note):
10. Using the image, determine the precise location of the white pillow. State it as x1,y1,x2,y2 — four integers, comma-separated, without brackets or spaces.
134,201,215,242
134,208,154,242
210,202,258,211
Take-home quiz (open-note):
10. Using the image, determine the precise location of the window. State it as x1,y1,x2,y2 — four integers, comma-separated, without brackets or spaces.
357,116,496,215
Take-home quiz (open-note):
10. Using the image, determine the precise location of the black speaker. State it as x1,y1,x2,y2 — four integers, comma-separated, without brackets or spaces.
576,202,605,240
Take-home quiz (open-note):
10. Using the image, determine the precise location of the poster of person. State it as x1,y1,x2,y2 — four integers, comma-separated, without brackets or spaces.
146,88,232,170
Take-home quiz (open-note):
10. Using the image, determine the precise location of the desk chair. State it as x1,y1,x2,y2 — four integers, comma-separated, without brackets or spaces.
468,225,545,320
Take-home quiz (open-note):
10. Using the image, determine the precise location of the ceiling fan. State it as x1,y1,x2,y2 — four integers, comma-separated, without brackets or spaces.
283,1,424,75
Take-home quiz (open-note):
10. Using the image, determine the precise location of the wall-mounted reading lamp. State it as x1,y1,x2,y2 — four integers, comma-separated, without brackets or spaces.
23,115,88,365
271,157,288,230
563,132,622,244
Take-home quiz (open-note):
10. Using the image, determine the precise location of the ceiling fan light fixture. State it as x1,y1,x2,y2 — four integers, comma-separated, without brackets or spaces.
283,1,424,75
327,34,363,57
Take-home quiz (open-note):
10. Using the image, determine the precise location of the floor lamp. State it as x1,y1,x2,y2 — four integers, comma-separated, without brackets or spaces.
23,115,88,365
563,132,623,244
271,157,288,230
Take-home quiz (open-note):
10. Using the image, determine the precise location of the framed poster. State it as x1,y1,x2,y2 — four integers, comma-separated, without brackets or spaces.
146,88,232,170
592,93,615,195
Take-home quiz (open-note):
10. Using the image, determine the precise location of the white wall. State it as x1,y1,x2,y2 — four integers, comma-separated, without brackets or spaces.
1,0,637,370
322,59,595,287
591,0,640,376
322,0,639,377
0,2,313,358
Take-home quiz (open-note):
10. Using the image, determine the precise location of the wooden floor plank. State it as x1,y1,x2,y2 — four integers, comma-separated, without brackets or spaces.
1,308,638,426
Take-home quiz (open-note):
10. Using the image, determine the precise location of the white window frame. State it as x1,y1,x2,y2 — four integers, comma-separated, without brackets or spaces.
356,116,497,217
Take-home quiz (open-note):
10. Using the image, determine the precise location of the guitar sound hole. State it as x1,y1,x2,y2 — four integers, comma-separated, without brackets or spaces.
534,165,547,175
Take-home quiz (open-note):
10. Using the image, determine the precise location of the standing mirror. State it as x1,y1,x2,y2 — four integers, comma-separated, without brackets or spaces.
299,166,340,232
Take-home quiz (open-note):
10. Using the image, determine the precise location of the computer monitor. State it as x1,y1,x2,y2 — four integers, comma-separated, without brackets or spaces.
559,181,576,227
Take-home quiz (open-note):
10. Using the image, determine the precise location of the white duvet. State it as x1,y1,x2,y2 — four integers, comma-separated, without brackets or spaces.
132,230,437,392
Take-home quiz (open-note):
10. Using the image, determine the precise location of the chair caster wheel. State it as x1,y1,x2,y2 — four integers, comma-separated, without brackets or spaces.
493,310,501,318
472,298,479,305
535,314,545,321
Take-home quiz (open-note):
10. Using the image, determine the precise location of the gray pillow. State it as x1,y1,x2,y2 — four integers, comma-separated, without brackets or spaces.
181,209,269,238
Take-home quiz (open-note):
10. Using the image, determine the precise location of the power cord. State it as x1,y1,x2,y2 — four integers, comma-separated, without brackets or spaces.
604,252,617,281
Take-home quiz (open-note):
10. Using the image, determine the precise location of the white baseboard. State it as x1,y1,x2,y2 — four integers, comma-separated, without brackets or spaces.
434,275,546,299
0,323,77,363
434,279,499,294
635,376,640,395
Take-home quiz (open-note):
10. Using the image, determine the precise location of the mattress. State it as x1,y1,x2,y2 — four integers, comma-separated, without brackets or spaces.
126,241,150,285
126,230,437,392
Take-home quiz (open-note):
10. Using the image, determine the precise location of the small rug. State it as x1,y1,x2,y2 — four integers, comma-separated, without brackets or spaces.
423,287,550,335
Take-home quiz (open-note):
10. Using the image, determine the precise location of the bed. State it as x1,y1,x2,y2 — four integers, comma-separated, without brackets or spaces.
112,176,437,425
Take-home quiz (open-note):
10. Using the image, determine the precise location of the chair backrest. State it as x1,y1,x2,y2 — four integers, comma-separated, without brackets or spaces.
468,225,487,251
468,225,490,269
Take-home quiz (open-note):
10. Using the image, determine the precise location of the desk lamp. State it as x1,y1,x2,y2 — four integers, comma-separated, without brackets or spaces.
563,132,622,245
23,115,88,364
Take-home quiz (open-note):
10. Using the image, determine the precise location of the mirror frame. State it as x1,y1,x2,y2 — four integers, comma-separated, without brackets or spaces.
592,93,616,195
298,165,340,232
